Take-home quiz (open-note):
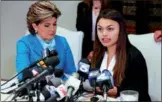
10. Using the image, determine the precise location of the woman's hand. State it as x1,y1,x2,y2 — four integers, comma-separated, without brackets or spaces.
95,86,118,98
107,86,118,98
154,30,162,42
87,51,93,62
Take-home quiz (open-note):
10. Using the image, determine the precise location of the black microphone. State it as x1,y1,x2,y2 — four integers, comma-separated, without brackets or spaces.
54,69,64,78
77,58,90,94
96,69,114,100
24,50,58,71
78,58,90,82
41,85,56,100
43,48,50,58
12,56,60,99
88,68,100,87
88,68,100,99
13,66,55,97
21,55,60,82
49,49,58,57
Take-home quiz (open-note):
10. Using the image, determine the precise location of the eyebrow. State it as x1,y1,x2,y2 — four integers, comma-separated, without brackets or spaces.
97,25,114,27
44,22,56,25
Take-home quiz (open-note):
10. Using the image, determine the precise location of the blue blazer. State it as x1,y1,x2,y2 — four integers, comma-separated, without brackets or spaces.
16,34,76,80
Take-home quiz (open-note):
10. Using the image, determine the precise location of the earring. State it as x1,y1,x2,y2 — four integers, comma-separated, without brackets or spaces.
35,29,37,33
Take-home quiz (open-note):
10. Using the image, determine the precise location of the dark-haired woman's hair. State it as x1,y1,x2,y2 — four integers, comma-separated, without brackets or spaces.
91,9,129,86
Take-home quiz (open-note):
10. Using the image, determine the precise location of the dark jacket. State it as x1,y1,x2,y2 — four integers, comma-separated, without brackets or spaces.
96,43,151,101
76,2,93,58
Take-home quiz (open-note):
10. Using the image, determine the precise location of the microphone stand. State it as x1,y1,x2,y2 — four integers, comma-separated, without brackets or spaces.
26,84,34,102
78,77,84,95
90,80,99,102
103,85,108,101
36,80,41,101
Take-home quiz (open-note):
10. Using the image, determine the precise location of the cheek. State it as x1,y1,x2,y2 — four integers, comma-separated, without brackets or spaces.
111,31,119,42
97,32,102,41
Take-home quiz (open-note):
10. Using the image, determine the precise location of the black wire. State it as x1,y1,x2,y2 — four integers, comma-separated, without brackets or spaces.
1,68,26,86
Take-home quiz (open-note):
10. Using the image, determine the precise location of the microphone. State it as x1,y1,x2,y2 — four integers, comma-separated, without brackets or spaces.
88,69,100,87
82,79,93,92
41,85,56,100
43,48,50,58
77,58,90,94
24,50,59,71
49,49,58,57
46,84,67,102
21,55,60,82
46,72,62,87
64,73,81,101
96,69,114,100
78,58,90,81
13,66,55,97
88,68,100,96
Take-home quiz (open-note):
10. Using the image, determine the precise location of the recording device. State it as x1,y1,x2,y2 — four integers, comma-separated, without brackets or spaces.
64,73,81,101
45,84,67,102
96,69,114,100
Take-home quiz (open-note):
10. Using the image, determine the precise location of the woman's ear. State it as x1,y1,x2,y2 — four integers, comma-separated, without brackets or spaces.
32,23,38,33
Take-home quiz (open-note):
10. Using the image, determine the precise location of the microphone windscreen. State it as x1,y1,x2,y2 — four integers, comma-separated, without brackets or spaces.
41,85,56,100
22,69,34,81
43,48,50,58
48,76,62,87
83,79,93,92
49,50,58,56
79,58,90,64
44,56,60,67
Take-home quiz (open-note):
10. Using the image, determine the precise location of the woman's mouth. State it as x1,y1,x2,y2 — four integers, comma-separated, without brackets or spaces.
102,38,111,43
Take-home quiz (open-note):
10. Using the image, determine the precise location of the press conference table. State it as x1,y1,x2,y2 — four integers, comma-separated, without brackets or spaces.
1,80,119,101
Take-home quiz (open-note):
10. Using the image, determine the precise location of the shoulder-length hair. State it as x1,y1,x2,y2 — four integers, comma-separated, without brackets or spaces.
91,9,129,86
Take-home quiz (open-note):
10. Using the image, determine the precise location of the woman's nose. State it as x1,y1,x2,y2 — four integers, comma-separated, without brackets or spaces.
102,30,108,37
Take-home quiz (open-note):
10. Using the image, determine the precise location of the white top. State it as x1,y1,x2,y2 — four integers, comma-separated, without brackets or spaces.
92,10,99,41
100,52,116,76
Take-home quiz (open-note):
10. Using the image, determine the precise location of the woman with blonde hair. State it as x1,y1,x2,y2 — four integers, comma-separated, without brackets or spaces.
16,1,76,81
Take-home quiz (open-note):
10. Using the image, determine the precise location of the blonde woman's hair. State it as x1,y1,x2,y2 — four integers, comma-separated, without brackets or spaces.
27,0,61,34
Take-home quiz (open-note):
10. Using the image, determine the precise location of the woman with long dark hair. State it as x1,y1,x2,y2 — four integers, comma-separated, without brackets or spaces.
91,9,151,101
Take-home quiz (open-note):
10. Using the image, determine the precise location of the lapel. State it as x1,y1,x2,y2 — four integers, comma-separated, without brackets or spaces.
28,35,43,57
96,56,104,68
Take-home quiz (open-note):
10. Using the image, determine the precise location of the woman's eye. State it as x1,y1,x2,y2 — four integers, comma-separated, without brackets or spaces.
108,28,114,31
97,28,102,31
44,25,49,27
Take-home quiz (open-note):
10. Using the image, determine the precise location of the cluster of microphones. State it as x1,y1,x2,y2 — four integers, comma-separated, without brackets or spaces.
1,48,114,102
